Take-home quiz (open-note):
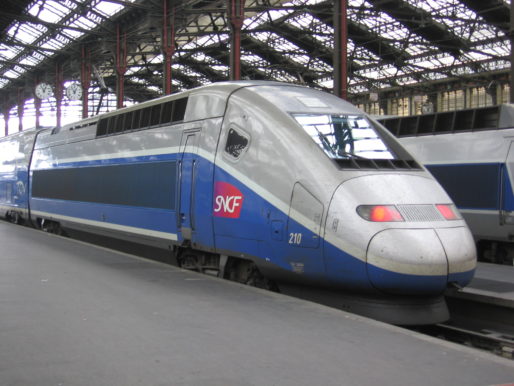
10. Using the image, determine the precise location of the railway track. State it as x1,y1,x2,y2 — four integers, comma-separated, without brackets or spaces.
416,323,514,359
414,292,514,359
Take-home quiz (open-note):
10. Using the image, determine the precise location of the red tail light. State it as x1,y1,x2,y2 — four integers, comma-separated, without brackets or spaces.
436,204,461,220
357,205,404,222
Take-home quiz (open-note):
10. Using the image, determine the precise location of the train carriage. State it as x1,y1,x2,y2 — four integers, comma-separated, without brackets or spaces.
2,81,477,324
377,104,514,264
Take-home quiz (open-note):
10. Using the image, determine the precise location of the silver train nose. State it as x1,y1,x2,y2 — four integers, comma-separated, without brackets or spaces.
367,227,475,294
325,174,476,293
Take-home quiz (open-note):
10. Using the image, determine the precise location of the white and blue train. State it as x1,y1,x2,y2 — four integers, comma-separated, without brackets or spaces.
0,81,476,324
378,104,514,265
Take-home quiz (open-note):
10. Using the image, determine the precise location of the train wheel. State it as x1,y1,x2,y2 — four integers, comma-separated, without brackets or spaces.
40,219,66,236
245,264,279,292
7,212,21,224
226,258,279,292
177,249,220,276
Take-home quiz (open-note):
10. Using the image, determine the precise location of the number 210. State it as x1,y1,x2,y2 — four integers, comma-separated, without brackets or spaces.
289,233,302,245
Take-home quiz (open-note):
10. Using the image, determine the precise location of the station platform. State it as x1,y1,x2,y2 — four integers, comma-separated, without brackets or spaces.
445,261,514,335
1,222,513,386
451,262,514,308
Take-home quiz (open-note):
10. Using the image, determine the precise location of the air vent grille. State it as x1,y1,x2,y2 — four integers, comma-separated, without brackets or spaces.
397,205,443,222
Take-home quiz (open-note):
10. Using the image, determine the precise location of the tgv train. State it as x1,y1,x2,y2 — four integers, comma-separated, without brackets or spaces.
0,81,476,324
378,104,514,265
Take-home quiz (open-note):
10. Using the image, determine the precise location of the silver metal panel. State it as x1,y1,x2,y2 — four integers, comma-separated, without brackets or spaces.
325,174,466,263
214,84,426,236
461,209,512,241
368,228,448,276
399,129,514,165
398,204,443,222
499,104,514,129
0,129,38,169
435,226,477,274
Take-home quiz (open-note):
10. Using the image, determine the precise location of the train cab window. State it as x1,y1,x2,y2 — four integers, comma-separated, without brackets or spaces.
293,114,396,160
225,127,249,159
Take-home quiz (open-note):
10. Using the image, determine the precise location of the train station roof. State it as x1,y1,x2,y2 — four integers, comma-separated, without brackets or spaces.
0,0,510,112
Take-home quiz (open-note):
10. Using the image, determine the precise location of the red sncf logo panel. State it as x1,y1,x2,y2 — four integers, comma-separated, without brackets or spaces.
213,182,244,218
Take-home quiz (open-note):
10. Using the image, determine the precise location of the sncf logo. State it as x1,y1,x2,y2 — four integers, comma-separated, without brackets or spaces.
213,181,244,218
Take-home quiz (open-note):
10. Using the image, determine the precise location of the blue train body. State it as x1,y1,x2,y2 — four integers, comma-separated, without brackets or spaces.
1,82,477,324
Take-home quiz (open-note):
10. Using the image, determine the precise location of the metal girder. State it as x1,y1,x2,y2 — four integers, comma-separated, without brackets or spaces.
308,3,410,66
177,52,228,82
186,42,270,81
2,11,105,36
458,0,510,33
266,22,336,68
0,0,511,121
367,0,469,58
240,35,320,85
0,0,33,36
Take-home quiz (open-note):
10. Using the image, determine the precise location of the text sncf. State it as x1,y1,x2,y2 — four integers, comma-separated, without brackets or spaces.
213,181,244,218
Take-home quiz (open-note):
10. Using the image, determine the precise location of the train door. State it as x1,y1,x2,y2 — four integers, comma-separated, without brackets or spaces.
286,183,325,277
178,129,200,241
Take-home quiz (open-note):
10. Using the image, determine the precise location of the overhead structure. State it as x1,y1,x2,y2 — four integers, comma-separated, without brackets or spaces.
0,0,511,131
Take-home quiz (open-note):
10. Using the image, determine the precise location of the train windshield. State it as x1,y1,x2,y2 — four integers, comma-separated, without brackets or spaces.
293,114,396,160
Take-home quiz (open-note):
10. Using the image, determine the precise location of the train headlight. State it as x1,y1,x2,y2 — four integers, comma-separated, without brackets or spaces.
436,204,461,220
357,205,404,222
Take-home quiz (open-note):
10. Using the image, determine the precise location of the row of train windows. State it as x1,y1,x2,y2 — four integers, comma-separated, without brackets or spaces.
96,97,188,137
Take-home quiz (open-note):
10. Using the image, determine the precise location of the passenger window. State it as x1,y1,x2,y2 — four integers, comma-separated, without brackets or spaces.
225,127,249,159
172,98,188,122
161,101,173,124
109,115,123,134
150,104,161,126
132,109,141,130
140,107,151,128
97,118,108,136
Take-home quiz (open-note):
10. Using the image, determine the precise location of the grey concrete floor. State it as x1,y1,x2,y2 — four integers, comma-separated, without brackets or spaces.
1,222,513,386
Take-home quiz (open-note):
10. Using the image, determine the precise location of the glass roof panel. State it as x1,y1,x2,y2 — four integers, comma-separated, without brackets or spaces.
94,1,127,17
0,43,22,60
0,0,511,102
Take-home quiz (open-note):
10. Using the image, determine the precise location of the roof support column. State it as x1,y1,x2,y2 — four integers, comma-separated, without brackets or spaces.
510,1,514,102
55,63,64,129
116,24,127,109
162,0,176,95
81,45,92,119
17,88,24,132
227,0,245,81
333,0,348,100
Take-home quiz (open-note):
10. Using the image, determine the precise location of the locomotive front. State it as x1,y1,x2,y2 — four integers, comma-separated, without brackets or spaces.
291,106,477,296
219,83,477,323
